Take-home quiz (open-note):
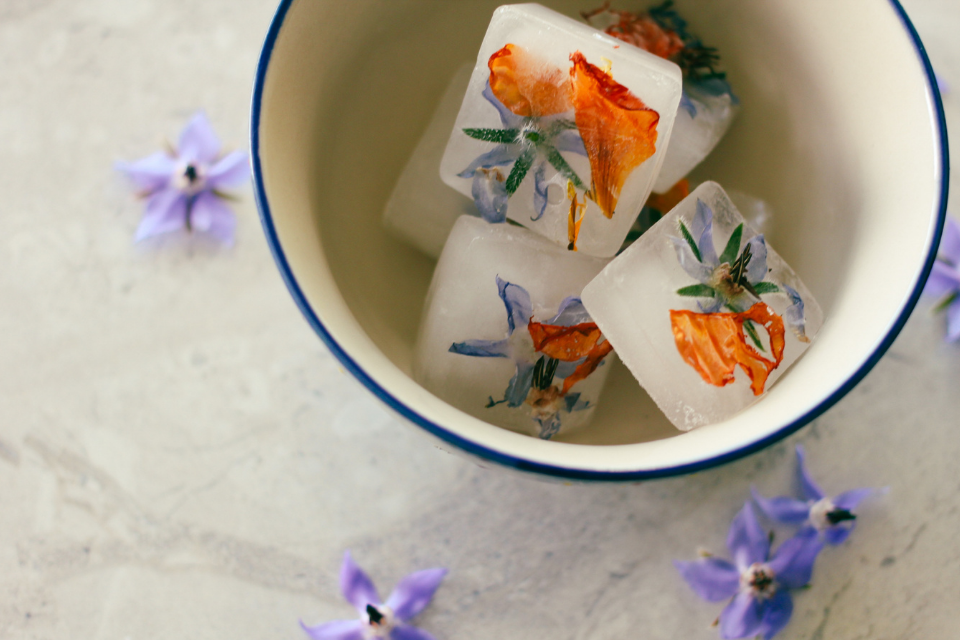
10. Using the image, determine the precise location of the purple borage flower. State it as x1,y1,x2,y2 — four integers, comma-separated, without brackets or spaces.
923,216,960,341
449,277,596,439
675,503,821,640
752,445,876,546
457,81,587,223
116,112,249,244
301,551,447,640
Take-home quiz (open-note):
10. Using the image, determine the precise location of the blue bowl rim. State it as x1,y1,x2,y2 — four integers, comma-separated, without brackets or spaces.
250,0,949,482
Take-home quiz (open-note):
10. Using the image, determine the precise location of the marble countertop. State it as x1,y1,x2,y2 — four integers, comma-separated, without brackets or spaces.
2,0,958,638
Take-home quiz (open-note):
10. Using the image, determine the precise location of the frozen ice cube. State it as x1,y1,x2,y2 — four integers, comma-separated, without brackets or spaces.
440,3,682,258
581,181,822,431
652,80,739,193
383,64,476,258
414,215,616,439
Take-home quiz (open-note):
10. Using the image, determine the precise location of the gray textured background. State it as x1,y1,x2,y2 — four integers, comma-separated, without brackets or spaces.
1,0,958,638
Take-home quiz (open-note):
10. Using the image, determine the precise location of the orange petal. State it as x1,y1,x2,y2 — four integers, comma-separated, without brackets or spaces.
488,44,572,118
600,10,685,60
570,51,659,218
528,321,614,396
669,303,786,396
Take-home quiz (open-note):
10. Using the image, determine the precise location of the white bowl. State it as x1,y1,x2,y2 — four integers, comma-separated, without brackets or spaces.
251,0,947,480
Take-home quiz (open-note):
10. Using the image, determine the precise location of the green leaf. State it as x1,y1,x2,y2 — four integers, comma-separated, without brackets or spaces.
752,281,780,295
678,221,702,262
933,290,959,314
544,146,587,191
719,223,743,265
676,284,717,297
463,128,520,143
743,319,766,352
505,148,535,195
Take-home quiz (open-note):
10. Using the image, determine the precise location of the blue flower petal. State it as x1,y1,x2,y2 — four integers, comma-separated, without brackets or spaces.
924,261,960,298
482,79,525,128
537,412,563,439
719,590,764,640
384,568,447,622
563,392,587,413
795,445,825,501
727,503,769,570
758,590,794,640
833,487,874,512
768,528,821,589
947,298,960,341
548,296,592,325
116,152,177,192
390,624,439,640
751,487,810,525
674,558,740,602
135,188,188,241
300,619,365,640
679,90,698,118
178,111,221,164
671,236,713,283
783,285,808,341
206,149,250,189
471,170,509,223
458,145,521,179
555,359,581,379
531,163,549,221
504,362,535,407
190,191,236,245
692,199,719,267
745,235,768,285
823,525,853,546
340,551,381,613
449,338,510,358
553,129,588,156
496,277,533,334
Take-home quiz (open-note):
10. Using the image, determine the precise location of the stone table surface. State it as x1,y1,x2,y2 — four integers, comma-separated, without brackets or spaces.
1,0,959,638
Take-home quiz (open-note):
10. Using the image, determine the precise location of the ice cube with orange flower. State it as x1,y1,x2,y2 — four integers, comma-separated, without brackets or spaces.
581,182,823,431
413,216,615,440
439,3,682,258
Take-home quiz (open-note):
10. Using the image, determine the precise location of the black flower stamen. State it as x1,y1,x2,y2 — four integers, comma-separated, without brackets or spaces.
826,508,856,526
531,355,560,391
366,604,384,626
184,164,198,184
749,569,774,593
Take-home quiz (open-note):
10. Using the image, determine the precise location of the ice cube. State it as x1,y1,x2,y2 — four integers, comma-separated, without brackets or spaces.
652,80,739,194
383,64,476,258
581,181,823,431
414,215,616,439
439,3,682,258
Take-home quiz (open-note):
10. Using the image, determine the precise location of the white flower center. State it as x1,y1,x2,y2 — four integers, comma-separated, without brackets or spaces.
740,563,777,600
363,604,395,639
172,160,207,195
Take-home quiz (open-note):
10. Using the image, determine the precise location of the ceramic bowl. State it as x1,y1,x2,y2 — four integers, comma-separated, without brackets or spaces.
251,0,947,480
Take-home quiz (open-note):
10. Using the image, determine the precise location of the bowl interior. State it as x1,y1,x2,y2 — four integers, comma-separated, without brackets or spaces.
255,0,943,475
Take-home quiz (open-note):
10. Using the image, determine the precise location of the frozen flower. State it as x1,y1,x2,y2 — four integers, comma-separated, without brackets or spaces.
569,51,659,219
117,111,249,244
753,445,876,546
449,276,613,439
922,216,960,341
675,503,821,640
672,198,776,314
301,551,447,640
459,45,588,223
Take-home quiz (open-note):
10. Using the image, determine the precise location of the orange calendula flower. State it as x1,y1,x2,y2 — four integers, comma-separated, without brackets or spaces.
528,320,614,395
570,51,660,218
488,44,572,118
670,303,786,396
582,5,685,59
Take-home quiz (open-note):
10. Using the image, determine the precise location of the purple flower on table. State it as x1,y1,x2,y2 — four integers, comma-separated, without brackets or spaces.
458,81,588,223
922,216,960,341
116,111,249,244
675,502,821,640
301,551,447,640
752,445,875,546
449,276,609,440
